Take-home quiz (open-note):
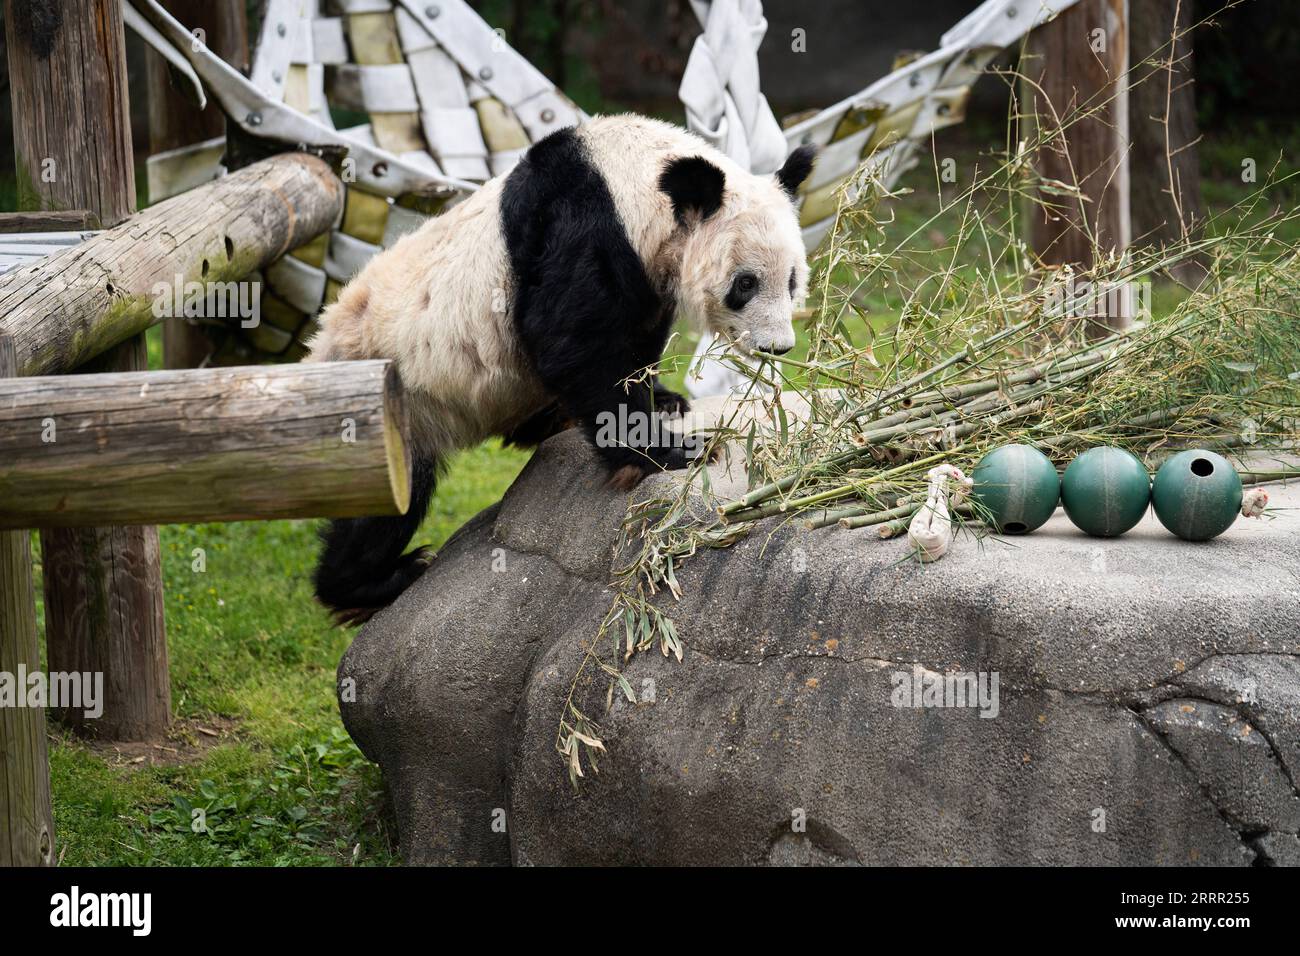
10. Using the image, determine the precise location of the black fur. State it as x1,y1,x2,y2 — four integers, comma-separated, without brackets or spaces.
314,126,699,622
724,271,760,311
501,127,696,476
658,155,725,224
503,380,688,449
314,453,439,624
650,379,690,416
501,400,573,448
776,144,818,199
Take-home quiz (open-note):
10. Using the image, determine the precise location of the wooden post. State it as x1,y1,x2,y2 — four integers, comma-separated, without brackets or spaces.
0,361,412,529
0,336,56,867
146,0,249,369
5,0,136,225
6,0,169,740
39,344,171,740
1129,0,1205,285
1024,0,1132,334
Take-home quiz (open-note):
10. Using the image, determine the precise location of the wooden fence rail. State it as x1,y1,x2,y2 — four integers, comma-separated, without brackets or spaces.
0,360,411,530
0,152,343,378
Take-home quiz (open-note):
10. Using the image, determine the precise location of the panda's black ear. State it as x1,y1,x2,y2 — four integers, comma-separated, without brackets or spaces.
659,156,725,225
775,145,818,199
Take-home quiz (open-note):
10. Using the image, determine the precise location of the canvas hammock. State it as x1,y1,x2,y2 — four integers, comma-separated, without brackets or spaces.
122,0,1077,371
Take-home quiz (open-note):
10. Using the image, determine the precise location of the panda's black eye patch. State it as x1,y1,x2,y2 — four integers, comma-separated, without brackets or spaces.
726,272,760,310
789,268,797,296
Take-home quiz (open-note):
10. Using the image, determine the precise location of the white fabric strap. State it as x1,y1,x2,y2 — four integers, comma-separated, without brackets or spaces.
248,0,307,102
680,0,786,174
393,0,582,137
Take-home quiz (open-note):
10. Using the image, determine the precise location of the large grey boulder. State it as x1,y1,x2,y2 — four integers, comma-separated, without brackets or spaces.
339,427,1300,865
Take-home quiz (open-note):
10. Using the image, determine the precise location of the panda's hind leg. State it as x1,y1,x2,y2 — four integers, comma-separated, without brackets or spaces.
313,452,439,625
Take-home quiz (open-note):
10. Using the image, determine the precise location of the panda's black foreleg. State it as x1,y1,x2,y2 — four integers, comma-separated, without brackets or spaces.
558,376,701,490
650,379,690,417
313,452,439,625
500,400,574,448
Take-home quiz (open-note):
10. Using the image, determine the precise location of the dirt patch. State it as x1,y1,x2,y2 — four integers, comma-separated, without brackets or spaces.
75,715,241,769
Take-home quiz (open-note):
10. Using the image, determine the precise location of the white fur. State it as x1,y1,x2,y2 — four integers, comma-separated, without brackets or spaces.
305,114,808,458
578,116,807,352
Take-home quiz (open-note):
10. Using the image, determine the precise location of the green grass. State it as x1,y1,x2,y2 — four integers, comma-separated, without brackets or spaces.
35,122,1296,865
41,441,529,866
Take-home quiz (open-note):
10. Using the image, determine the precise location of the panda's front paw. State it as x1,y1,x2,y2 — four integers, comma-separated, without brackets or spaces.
651,438,721,474
608,463,649,491
651,384,691,417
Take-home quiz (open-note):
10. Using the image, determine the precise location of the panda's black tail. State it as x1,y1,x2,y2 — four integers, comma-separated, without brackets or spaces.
314,452,439,626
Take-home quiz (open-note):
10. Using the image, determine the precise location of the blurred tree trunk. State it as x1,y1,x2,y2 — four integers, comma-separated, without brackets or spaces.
1129,0,1206,285
1023,0,1132,336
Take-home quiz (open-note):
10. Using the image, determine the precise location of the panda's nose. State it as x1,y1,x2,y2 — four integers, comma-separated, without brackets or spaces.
761,344,793,356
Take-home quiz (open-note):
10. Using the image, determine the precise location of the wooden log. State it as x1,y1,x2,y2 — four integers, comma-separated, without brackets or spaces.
147,0,250,369
0,336,55,866
6,0,171,742
0,152,344,378
1023,0,1132,334
0,360,412,529
0,211,97,233
39,342,171,741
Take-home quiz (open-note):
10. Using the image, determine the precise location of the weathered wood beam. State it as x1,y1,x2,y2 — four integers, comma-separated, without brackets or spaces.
4,0,136,225
0,152,344,378
0,360,412,530
1129,0,1205,285
6,0,171,743
0,336,55,866
0,211,97,233
1024,0,1132,334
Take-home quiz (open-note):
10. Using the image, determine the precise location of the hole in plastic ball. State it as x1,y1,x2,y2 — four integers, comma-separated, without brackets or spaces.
1191,457,1214,477
1004,521,1028,534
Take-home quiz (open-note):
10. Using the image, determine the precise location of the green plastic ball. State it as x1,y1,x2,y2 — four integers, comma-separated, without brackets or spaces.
1061,447,1151,537
1151,449,1243,541
971,444,1060,534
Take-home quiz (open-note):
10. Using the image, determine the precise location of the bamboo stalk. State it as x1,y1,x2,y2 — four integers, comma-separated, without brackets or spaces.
1240,468,1300,484
846,317,1041,424
838,503,920,530
876,516,914,539
804,497,901,530
721,452,949,524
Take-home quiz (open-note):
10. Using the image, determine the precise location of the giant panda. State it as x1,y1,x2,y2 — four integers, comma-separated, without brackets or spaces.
306,114,817,623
